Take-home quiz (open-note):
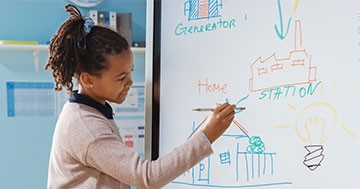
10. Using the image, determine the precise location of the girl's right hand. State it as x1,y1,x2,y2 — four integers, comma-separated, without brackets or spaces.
202,103,236,143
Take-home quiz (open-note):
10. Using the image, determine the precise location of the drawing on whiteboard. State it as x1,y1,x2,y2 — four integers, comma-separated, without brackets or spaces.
225,94,249,114
173,97,292,188
247,136,266,154
173,120,292,187
249,20,317,92
275,83,357,171
198,78,228,95
258,81,322,101
293,0,300,12
274,0,292,40
175,0,236,36
184,0,223,21
296,102,337,171
295,103,337,147
303,144,324,171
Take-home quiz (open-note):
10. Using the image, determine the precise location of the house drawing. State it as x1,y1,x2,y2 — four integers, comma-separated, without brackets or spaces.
184,0,223,21
249,20,317,92
171,118,292,188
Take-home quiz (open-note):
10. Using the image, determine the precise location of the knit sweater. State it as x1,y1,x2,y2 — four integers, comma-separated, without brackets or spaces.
47,99,213,189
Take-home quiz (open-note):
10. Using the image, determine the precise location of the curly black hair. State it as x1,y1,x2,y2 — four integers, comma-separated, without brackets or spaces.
45,4,129,92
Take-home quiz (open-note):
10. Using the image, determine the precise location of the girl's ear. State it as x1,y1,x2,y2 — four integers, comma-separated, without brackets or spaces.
79,72,94,88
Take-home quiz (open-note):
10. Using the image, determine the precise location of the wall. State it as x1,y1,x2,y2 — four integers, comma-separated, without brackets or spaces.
0,0,146,188
0,0,146,44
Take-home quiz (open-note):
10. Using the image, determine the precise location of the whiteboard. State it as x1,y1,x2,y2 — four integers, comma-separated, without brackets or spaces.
151,0,360,188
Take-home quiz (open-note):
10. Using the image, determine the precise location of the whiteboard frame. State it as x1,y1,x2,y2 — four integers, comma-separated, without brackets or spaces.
145,0,161,160
144,1,360,188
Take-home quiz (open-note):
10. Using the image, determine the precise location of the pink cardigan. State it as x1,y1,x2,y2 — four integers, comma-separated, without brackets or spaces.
48,102,213,189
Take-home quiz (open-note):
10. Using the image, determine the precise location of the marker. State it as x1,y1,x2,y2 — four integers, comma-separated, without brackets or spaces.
192,107,246,112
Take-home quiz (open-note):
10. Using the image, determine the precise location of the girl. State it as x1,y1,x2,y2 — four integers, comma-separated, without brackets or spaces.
46,5,235,189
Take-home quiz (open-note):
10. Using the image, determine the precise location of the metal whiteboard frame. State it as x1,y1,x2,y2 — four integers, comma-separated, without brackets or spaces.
145,0,161,161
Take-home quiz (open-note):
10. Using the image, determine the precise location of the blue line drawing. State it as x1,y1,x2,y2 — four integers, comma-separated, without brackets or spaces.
174,132,291,187
258,154,261,178
236,143,240,181
192,167,195,183
270,154,274,175
263,153,266,175
184,0,223,21
274,0,292,40
219,150,231,165
251,154,254,179
225,94,249,114
174,98,293,187
171,181,293,188
244,149,249,181
198,158,210,183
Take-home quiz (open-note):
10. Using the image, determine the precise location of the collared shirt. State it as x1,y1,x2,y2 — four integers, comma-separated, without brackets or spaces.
69,90,114,119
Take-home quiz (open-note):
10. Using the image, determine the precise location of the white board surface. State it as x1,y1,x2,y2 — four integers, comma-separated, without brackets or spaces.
156,0,360,188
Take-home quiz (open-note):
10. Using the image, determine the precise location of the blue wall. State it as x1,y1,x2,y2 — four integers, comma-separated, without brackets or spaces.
0,0,146,44
0,0,146,188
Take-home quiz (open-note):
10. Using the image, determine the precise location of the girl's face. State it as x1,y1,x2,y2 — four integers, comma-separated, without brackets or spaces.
91,50,134,104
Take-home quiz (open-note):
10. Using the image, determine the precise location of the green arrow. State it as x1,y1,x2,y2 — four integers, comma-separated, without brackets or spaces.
274,0,292,40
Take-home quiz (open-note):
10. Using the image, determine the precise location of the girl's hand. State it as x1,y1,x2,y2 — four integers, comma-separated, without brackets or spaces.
202,103,236,143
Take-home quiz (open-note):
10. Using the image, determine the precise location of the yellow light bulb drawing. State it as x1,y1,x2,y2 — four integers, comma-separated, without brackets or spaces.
295,102,337,171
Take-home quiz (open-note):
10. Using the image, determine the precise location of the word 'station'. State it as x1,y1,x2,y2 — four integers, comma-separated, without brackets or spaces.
259,81,321,100
197,78,228,95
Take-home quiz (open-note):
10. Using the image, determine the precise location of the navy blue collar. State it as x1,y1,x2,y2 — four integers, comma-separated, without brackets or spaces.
69,90,114,119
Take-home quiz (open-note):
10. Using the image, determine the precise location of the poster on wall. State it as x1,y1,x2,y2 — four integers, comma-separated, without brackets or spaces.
6,81,55,117
112,83,145,156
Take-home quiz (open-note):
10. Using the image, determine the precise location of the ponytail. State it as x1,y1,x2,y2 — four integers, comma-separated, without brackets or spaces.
45,4,129,92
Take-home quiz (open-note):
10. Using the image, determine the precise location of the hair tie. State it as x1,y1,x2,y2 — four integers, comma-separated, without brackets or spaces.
83,17,95,35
